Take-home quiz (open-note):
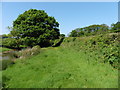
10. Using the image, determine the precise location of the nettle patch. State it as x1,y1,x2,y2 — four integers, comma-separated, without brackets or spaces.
62,33,119,69
85,34,119,69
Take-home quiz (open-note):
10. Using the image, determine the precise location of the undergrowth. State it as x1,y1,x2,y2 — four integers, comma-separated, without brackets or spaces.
62,33,119,69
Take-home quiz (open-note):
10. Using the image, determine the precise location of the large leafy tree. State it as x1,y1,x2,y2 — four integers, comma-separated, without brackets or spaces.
11,9,60,47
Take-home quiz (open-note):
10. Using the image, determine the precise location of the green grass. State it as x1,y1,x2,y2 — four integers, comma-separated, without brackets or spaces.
0,47,11,52
3,47,118,88
2,33,119,88
0,38,2,46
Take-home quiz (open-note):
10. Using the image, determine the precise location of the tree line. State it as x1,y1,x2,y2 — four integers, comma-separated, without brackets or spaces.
69,22,120,37
2,9,119,49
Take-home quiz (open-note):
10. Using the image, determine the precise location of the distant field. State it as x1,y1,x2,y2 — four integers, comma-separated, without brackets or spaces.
2,34,119,88
0,47,11,52
0,38,11,52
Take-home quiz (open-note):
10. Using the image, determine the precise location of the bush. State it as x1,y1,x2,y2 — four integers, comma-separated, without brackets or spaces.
2,38,22,49
90,34,119,69
62,33,119,69
72,37,76,42
60,34,65,38
18,45,41,58
31,45,41,55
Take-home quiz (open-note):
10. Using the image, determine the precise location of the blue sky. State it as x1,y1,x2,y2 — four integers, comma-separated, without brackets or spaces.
2,2,118,35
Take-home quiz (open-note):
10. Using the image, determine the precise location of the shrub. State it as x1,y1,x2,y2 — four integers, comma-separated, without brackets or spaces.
60,34,65,38
2,38,22,49
63,33,119,69
72,37,76,42
31,45,41,55
18,45,41,58
18,48,32,58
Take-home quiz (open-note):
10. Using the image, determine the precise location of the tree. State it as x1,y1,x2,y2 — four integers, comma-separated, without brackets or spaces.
69,24,109,37
111,22,120,33
60,34,65,38
69,30,78,37
78,31,85,36
10,9,60,47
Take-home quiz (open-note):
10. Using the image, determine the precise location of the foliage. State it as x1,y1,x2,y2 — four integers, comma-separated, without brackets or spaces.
2,46,118,88
2,38,22,49
111,22,120,33
2,33,118,88
69,30,78,37
69,22,120,37
0,47,11,52
1,34,8,38
63,33,119,69
52,37,64,47
60,34,65,38
69,24,109,37
10,9,60,47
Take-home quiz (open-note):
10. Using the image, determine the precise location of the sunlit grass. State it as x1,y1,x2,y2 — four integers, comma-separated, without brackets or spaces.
2,34,119,88
0,47,11,52
2,46,118,88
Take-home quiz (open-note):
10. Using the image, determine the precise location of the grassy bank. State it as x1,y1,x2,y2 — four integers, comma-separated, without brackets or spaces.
2,33,119,88
0,47,11,53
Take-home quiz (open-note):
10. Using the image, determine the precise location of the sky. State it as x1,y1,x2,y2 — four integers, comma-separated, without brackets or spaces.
1,2,118,36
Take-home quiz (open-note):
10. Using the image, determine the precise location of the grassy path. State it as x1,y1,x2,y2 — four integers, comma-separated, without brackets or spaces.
2,47,118,88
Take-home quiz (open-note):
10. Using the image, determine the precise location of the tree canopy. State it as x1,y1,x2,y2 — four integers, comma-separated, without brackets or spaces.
69,24,110,37
69,22,120,37
111,22,120,33
10,9,60,47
